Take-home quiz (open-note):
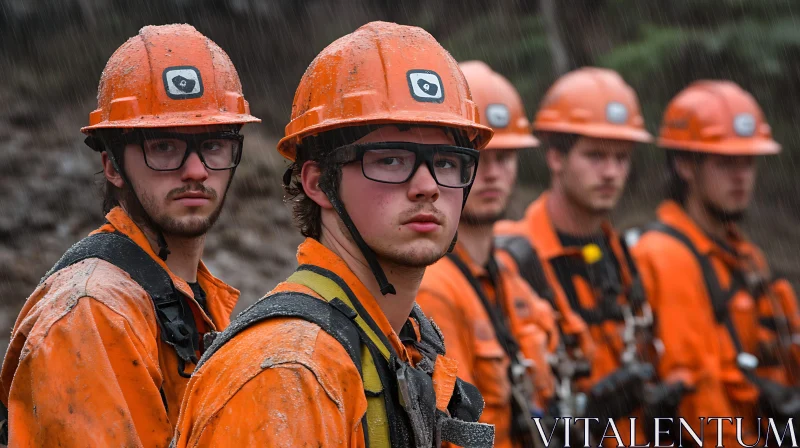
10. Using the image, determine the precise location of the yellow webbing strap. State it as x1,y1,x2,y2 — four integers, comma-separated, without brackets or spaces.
287,269,391,447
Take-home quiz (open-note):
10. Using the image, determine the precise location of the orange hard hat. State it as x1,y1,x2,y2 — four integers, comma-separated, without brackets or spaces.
81,24,260,134
459,60,539,150
533,67,652,143
276,21,493,161
658,80,780,155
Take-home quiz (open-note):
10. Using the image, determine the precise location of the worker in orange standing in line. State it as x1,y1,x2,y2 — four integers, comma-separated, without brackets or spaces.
0,24,260,447
172,22,498,448
416,61,559,448
631,80,800,445
495,67,662,446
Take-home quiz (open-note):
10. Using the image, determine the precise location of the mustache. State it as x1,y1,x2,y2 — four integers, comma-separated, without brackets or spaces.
166,183,218,200
399,204,446,224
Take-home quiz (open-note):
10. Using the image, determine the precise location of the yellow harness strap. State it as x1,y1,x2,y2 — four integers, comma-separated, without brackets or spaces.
287,270,391,447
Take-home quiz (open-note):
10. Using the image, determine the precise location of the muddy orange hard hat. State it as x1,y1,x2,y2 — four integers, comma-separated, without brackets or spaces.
459,60,539,150
276,21,493,161
81,24,260,134
658,80,780,155
533,67,652,143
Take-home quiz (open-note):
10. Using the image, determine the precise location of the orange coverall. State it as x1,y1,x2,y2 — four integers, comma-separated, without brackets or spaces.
0,206,239,447
633,200,800,446
417,243,558,448
172,238,469,447
496,192,653,446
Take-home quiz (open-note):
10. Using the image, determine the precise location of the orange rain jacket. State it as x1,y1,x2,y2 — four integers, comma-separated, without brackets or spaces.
495,192,651,445
632,200,800,446
173,238,469,447
0,207,239,448
416,243,558,448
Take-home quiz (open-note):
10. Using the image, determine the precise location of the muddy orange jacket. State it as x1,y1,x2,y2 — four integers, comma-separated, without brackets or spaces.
0,207,239,448
173,238,473,447
416,244,558,448
632,200,800,446
495,192,651,445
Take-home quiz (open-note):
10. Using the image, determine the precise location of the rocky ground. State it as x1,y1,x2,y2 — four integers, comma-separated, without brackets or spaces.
1,91,798,358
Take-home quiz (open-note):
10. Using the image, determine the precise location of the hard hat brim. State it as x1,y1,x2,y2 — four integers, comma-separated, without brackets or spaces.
277,112,494,161
534,122,653,144
81,112,261,134
657,137,781,155
484,133,540,150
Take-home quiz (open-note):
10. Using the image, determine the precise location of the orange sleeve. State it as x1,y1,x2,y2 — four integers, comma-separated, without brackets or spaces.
178,364,364,447
771,278,800,383
633,241,740,446
416,290,476,386
7,297,171,447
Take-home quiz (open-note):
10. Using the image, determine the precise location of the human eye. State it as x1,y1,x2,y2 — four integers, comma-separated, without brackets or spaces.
434,154,462,170
202,140,226,152
147,139,180,153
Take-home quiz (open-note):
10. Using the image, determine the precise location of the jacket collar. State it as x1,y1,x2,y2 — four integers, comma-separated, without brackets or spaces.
91,206,240,328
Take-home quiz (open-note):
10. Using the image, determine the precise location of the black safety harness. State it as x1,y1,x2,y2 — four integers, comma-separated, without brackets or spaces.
195,264,494,448
0,231,204,444
445,252,545,447
495,234,657,429
643,222,800,426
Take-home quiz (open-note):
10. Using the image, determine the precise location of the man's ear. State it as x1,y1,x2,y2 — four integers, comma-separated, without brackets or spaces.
301,161,333,209
673,156,697,185
545,147,565,176
102,152,125,188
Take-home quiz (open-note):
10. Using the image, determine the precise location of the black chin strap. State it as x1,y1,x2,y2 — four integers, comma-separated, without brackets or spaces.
322,186,397,295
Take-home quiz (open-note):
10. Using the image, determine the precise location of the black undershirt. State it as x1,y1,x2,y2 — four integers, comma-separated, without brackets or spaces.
557,231,621,289
187,281,208,314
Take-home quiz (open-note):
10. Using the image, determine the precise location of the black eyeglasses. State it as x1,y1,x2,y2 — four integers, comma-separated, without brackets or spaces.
330,142,480,188
116,130,244,171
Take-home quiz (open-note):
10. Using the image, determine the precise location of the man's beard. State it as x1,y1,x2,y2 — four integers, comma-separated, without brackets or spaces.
121,182,226,238
704,199,746,224
335,213,449,269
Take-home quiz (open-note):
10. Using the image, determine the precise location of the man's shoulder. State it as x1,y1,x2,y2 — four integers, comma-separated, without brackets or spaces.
193,315,363,405
633,226,704,266
20,258,156,338
419,257,476,304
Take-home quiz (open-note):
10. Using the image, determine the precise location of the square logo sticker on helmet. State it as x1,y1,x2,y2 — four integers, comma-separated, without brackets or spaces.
407,70,445,103
162,66,204,100
486,104,510,128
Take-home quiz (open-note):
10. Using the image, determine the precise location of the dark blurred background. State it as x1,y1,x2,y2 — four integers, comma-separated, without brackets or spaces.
1,0,798,356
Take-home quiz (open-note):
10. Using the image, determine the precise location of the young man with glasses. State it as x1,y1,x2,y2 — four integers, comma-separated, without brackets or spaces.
0,24,259,447
173,22,496,447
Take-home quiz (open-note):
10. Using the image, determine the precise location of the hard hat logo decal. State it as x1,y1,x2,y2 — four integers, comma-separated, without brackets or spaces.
162,66,204,100
606,102,629,124
486,104,510,128
407,70,445,103
733,113,756,137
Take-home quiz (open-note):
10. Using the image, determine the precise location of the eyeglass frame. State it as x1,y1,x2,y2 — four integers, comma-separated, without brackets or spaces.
327,142,480,188
110,129,245,171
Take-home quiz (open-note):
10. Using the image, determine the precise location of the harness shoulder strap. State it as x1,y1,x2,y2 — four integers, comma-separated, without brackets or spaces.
646,222,753,353
41,232,201,378
643,222,737,324
495,235,555,304
445,253,521,360
199,264,493,448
